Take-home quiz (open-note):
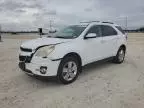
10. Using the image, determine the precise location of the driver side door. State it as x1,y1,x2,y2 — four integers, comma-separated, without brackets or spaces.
82,25,103,65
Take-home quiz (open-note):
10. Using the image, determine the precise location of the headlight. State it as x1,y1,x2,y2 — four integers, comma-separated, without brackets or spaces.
35,45,55,57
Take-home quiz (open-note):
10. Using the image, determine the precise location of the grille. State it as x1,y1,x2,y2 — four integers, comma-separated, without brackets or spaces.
19,55,32,63
20,47,32,52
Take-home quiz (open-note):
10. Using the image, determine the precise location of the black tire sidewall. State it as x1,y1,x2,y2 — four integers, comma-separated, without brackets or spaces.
115,48,125,63
57,56,80,84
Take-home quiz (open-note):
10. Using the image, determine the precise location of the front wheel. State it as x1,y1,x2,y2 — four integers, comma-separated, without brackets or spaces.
113,47,125,64
57,56,81,84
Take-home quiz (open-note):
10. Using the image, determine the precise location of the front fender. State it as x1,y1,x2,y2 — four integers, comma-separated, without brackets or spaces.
48,42,83,61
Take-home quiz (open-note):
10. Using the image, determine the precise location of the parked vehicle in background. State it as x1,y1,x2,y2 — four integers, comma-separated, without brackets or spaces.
19,21,127,84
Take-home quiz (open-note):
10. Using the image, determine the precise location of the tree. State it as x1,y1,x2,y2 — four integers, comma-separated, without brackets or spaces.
138,27,144,32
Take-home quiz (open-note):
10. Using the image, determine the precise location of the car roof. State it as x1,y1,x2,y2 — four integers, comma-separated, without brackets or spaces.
79,21,119,27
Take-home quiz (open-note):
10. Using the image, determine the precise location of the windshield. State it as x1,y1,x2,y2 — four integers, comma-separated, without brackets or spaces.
54,25,86,39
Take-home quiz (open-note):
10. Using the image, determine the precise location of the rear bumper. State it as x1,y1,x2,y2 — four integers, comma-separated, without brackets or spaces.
19,57,61,77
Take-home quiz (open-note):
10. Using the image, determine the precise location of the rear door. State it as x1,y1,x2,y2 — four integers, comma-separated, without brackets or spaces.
100,25,118,58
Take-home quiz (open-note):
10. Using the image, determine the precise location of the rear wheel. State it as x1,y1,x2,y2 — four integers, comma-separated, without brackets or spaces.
113,47,125,64
57,56,81,84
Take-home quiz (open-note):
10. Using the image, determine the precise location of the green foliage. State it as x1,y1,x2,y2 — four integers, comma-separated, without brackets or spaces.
139,27,144,32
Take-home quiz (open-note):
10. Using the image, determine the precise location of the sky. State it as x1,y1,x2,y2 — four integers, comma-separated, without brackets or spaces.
0,0,144,31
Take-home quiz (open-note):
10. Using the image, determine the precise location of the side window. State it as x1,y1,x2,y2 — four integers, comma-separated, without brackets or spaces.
87,25,101,37
115,26,125,34
101,25,117,36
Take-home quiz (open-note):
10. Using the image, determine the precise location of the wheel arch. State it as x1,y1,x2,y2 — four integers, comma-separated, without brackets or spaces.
62,52,82,66
119,44,126,52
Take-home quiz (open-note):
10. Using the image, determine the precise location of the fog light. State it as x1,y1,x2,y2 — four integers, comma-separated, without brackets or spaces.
40,66,47,74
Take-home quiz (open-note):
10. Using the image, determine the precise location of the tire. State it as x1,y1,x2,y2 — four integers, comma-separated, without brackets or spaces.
113,47,125,64
57,56,81,84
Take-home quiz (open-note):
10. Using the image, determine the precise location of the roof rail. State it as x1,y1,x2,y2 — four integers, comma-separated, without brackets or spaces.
80,21,114,24
102,22,114,24
80,21,100,23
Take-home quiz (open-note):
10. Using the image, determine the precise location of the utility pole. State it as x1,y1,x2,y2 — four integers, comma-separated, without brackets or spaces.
49,20,52,31
125,16,128,31
0,25,2,42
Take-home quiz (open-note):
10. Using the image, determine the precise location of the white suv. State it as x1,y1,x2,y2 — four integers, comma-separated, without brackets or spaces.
19,21,127,84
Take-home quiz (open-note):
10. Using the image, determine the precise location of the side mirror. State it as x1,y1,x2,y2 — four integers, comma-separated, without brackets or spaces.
85,33,97,39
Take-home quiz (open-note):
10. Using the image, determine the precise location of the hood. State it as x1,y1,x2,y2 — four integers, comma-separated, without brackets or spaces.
21,37,71,49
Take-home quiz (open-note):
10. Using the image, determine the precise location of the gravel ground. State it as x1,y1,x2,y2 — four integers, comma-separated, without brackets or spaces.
0,33,144,108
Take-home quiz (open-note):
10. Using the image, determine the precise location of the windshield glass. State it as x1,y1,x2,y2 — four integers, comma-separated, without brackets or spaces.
54,25,86,39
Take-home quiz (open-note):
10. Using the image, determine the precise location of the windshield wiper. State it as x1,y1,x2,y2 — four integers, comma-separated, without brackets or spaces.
55,36,65,38
55,36,73,39
47,35,52,38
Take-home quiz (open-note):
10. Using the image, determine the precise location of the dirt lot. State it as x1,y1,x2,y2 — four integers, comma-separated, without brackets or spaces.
0,33,144,108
